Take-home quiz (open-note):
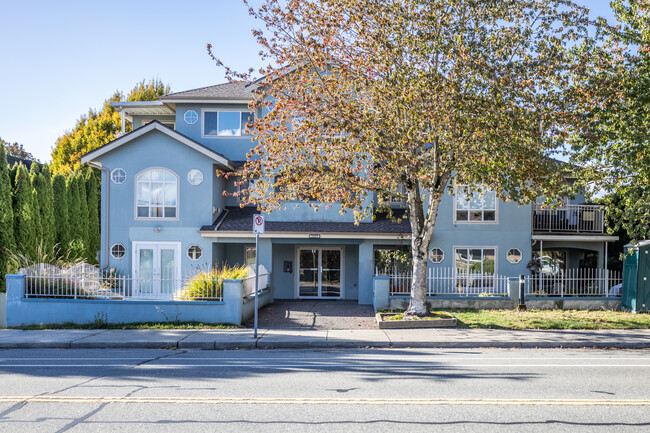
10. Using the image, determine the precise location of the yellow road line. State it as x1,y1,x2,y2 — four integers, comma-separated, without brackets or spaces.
0,396,648,406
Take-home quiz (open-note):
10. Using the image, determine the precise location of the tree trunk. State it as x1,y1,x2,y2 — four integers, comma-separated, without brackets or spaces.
406,236,429,316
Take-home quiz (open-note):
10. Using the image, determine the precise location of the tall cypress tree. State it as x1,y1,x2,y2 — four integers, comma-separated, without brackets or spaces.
0,146,15,290
13,164,36,259
38,165,56,252
9,164,18,189
77,173,89,252
66,173,82,247
52,173,69,250
28,164,42,252
85,173,100,264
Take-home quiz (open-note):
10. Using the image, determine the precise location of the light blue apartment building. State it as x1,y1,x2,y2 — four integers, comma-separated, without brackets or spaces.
80,82,619,304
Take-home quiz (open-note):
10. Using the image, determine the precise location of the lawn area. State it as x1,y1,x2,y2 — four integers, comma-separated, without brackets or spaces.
13,321,242,330
450,309,650,330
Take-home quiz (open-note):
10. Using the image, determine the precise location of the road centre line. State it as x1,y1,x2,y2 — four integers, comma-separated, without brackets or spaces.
1,363,649,368
0,395,649,406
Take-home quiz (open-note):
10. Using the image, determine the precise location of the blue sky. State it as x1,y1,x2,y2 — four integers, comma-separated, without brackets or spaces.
0,0,618,162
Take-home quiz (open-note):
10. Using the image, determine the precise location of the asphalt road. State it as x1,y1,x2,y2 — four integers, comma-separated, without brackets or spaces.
0,348,648,432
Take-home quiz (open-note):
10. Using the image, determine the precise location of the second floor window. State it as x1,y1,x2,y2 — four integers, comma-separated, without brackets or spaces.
455,187,497,222
136,168,178,219
203,110,253,136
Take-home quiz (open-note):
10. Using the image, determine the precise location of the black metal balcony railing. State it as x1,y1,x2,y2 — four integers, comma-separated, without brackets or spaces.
532,204,605,234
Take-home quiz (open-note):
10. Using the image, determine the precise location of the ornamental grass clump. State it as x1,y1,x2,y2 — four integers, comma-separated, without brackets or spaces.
180,265,249,301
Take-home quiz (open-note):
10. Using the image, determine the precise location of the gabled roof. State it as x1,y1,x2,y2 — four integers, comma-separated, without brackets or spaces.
160,82,252,101
80,121,237,171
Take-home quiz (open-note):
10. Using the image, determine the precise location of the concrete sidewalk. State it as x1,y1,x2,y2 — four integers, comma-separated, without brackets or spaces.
0,328,649,350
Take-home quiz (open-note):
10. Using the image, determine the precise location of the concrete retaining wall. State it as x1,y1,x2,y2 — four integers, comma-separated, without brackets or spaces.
5,274,273,327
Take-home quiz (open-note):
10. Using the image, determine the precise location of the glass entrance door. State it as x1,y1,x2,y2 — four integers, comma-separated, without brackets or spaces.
134,243,180,298
298,247,342,298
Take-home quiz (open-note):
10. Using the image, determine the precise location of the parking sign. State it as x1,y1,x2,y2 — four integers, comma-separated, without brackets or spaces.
253,214,265,234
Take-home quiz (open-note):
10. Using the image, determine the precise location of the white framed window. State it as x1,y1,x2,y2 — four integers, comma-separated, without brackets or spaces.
187,245,203,260
454,247,496,275
111,168,126,185
429,248,444,263
454,187,497,223
507,248,522,264
203,110,254,137
184,110,198,125
187,169,203,186
111,243,126,259
135,168,178,219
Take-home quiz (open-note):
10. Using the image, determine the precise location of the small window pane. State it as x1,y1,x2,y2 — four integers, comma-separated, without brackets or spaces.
469,193,483,210
241,112,254,133
456,190,468,210
218,112,241,136
484,191,496,209
507,248,522,264
429,248,444,263
164,183,176,206
137,183,149,206
151,185,164,206
151,170,163,181
456,210,468,221
187,245,202,260
484,210,496,221
164,207,176,218
184,110,198,125
137,207,148,217
111,168,126,184
111,244,126,259
469,210,483,221
204,112,219,135
188,169,203,185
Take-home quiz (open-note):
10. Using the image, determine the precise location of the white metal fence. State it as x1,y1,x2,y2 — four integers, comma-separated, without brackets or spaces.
524,268,622,297
376,267,510,297
242,273,271,298
22,265,230,301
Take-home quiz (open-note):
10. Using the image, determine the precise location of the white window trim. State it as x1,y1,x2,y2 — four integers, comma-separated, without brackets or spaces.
453,186,499,224
429,248,444,264
134,167,180,221
187,245,203,260
131,241,182,289
201,108,253,138
184,110,198,125
110,243,126,259
111,168,126,185
453,246,498,275
506,248,522,264
187,169,204,186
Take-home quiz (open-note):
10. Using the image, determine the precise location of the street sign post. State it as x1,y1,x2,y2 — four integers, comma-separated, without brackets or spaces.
252,214,265,338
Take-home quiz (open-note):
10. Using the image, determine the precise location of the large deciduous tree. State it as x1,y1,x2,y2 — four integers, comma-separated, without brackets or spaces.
218,0,613,315
51,79,170,174
571,0,650,243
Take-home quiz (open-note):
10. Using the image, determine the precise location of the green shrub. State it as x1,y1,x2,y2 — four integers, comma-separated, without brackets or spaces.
179,265,249,301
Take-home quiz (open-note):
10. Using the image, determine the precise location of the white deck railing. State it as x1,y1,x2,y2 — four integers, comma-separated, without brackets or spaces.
524,268,622,297
532,204,605,234
242,273,271,298
376,267,510,297
22,265,225,301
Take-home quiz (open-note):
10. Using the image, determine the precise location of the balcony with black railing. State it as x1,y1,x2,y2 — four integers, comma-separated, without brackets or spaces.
532,204,605,234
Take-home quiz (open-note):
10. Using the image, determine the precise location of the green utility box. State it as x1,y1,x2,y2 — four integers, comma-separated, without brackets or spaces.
622,240,650,313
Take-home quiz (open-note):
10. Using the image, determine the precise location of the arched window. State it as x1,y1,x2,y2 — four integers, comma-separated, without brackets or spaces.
136,168,178,219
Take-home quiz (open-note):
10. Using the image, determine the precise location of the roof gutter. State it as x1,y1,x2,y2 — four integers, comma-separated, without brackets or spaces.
86,162,110,270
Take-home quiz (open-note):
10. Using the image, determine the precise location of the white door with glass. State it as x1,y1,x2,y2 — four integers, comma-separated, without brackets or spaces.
133,242,181,298
298,247,343,298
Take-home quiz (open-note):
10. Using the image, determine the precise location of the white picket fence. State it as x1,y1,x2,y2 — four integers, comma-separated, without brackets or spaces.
524,268,622,297
377,267,510,297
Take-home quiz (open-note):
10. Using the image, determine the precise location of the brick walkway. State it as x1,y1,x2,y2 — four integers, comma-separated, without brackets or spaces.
246,300,377,330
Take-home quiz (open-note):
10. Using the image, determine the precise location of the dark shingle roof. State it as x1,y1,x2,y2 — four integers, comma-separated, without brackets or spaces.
201,206,411,234
161,82,252,101
7,155,41,170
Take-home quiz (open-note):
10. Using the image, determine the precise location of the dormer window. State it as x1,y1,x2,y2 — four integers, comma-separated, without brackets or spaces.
203,110,253,137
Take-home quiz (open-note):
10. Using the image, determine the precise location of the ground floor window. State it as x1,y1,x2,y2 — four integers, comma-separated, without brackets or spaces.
454,247,496,294
374,245,412,274
532,250,567,276
245,244,256,266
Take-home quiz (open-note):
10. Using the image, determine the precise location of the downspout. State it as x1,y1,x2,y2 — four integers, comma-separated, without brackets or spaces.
87,162,109,270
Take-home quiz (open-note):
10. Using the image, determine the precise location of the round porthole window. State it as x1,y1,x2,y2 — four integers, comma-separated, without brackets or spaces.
429,248,444,263
187,169,203,186
187,245,202,260
111,168,126,184
507,248,522,264
111,244,126,259
184,110,198,125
